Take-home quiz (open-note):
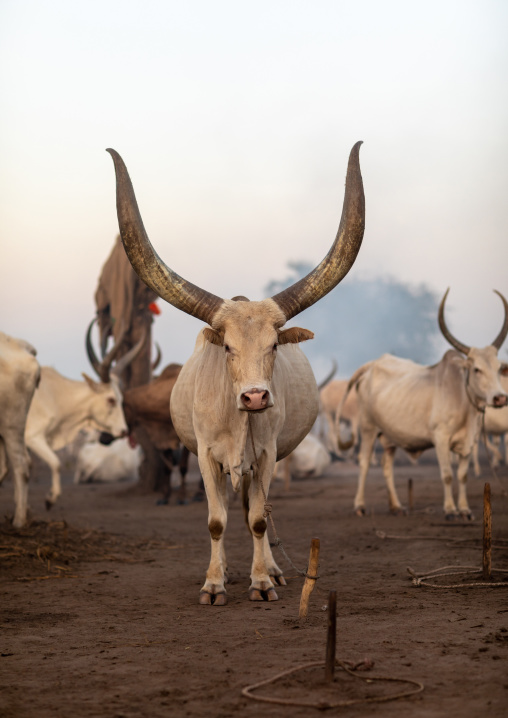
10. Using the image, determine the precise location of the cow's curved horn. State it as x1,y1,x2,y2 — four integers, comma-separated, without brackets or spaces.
107,149,224,326
491,290,508,350
111,329,147,378
86,319,108,382
317,359,338,391
152,342,162,371
438,289,471,356
86,318,126,382
271,142,365,321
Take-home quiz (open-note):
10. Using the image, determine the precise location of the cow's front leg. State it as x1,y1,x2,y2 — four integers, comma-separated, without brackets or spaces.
248,455,283,601
198,450,228,606
456,453,473,518
434,438,458,517
26,435,62,510
380,442,404,514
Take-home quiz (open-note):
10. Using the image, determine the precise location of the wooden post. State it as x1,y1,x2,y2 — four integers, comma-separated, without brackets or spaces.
325,590,337,682
483,482,492,580
408,478,414,513
298,537,320,620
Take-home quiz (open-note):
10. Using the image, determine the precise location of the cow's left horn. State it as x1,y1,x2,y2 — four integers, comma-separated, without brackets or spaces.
107,149,224,326
491,290,508,350
438,289,471,356
271,142,365,321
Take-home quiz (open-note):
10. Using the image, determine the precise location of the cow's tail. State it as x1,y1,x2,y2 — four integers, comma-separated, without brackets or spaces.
336,362,373,451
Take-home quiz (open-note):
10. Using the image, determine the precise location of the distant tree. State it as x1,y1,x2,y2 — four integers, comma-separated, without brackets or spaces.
265,262,441,377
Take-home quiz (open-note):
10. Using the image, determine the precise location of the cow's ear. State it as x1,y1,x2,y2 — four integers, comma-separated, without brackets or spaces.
203,328,223,346
82,373,101,392
500,363,508,377
278,327,314,345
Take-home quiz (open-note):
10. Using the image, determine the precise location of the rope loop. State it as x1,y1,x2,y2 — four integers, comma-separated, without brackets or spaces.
263,502,273,518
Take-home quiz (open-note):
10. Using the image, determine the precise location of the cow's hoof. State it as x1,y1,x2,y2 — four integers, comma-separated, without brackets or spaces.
192,490,205,503
271,574,287,586
249,587,279,602
389,506,406,516
460,511,474,521
199,590,227,606
156,498,168,506
445,512,459,521
177,498,188,506
355,507,366,517
45,499,53,511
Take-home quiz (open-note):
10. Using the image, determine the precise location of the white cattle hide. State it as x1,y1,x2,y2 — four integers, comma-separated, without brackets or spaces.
0,332,40,528
74,437,142,483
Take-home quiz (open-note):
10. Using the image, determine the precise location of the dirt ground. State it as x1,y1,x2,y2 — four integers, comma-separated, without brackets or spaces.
1,449,508,718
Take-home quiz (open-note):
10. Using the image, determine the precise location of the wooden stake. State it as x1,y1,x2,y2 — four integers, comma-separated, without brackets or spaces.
408,478,414,513
298,537,320,620
325,590,337,682
483,482,492,580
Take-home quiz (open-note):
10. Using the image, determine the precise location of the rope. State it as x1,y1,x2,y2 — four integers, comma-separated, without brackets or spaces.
242,658,424,708
247,415,308,578
407,565,508,589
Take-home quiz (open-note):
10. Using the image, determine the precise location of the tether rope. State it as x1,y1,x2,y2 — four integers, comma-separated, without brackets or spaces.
242,658,424,709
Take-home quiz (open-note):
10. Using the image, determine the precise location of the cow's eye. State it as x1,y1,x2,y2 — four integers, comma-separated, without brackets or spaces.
225,345,230,354
107,397,117,407
273,344,278,352
474,367,481,374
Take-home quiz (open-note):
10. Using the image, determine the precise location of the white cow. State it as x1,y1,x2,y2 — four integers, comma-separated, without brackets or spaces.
339,290,508,517
74,436,142,484
0,332,40,528
473,372,508,475
25,368,128,509
108,141,365,604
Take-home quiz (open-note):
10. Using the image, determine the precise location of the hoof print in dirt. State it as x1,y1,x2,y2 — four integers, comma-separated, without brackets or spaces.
249,587,279,602
199,591,227,606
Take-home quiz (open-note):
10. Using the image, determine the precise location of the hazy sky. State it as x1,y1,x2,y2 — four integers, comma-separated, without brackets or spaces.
1,0,507,378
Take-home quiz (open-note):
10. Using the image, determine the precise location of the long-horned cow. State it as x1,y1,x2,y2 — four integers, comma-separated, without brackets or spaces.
24,323,139,510
338,290,508,517
0,332,40,528
108,142,365,605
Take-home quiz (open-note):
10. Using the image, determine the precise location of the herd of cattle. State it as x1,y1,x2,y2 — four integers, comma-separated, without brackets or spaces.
1,142,508,605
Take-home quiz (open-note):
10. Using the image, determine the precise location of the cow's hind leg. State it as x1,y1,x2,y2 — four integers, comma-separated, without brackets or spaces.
354,426,378,515
198,451,228,605
379,440,404,513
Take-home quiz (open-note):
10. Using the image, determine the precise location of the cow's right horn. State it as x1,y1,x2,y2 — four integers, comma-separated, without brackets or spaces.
491,290,508,350
107,149,224,327
271,142,365,321
438,289,471,356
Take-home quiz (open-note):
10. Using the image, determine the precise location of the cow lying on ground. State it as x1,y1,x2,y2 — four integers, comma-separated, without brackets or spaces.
74,435,142,484
108,141,365,604
338,290,508,517
0,332,40,528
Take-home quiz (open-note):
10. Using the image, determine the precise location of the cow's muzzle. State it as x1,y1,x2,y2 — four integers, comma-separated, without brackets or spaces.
241,389,271,411
492,394,508,408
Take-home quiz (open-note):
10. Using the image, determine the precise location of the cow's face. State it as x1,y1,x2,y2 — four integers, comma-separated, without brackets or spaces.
466,346,508,409
82,374,129,436
203,298,313,411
